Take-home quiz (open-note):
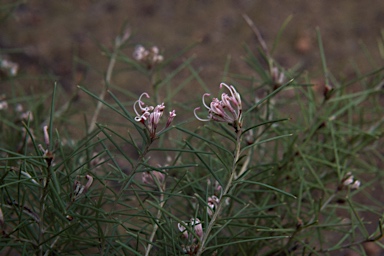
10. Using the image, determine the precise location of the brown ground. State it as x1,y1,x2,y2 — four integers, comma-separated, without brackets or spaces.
2,1,384,93
2,0,383,136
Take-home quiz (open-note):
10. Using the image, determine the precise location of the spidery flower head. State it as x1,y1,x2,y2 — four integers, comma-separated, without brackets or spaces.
133,45,163,69
133,93,176,140
194,83,242,132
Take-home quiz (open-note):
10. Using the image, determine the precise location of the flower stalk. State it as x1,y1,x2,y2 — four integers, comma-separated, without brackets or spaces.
144,170,167,256
88,28,131,134
194,83,244,255
38,125,54,256
196,128,242,255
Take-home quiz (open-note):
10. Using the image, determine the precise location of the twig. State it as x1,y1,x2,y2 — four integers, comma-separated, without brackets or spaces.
38,164,52,256
196,128,243,255
145,183,165,256
243,14,270,57
87,30,130,134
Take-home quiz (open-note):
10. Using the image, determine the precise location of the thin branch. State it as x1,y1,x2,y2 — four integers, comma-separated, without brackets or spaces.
87,30,131,134
196,128,243,255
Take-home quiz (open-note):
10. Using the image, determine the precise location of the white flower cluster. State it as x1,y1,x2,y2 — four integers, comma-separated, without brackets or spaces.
341,172,361,190
0,57,18,76
133,45,163,68
0,95,8,110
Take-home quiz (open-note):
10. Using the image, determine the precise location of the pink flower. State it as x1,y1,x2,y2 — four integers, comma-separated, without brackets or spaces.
84,175,94,192
166,110,177,128
339,172,361,191
193,218,204,239
194,83,242,131
0,98,7,110
142,170,165,185
147,103,165,136
133,45,163,69
38,125,54,165
207,195,220,216
350,180,361,190
133,93,176,139
133,93,153,123
271,66,286,88
178,218,204,240
71,175,93,201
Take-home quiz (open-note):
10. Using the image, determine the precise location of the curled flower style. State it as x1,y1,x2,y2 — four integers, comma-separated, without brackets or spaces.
194,83,242,131
133,93,176,139
134,93,153,122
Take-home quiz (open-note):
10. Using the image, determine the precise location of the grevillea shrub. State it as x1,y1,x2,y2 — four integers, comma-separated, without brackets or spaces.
1,21,383,256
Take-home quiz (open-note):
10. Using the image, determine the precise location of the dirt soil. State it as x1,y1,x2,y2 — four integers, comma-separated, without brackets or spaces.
1,1,384,255
2,1,384,93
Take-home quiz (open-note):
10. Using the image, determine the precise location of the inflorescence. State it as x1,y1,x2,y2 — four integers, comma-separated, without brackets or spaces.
133,92,176,140
194,83,243,132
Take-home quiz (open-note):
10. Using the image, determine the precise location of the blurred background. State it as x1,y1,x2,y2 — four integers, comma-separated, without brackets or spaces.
1,0,384,95
1,2,384,255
